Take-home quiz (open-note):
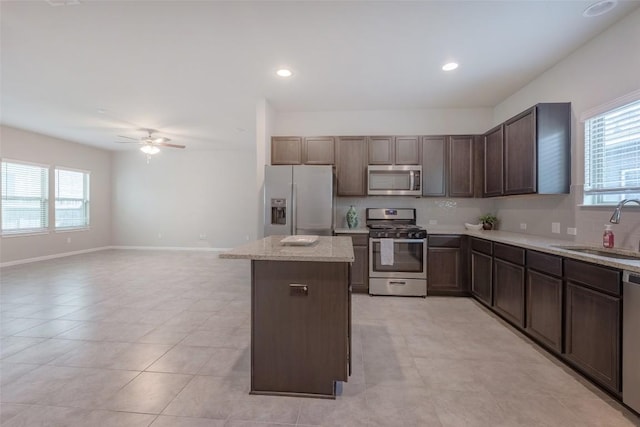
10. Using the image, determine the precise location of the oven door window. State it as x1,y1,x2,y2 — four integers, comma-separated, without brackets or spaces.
371,240,424,273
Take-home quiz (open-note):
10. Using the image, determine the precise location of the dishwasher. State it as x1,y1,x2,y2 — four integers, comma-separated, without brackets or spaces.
624,270,640,414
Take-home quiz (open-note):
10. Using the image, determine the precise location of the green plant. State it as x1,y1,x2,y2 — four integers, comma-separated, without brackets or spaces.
479,213,498,226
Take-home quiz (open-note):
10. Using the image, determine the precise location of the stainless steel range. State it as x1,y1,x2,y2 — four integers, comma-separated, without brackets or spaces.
367,208,427,297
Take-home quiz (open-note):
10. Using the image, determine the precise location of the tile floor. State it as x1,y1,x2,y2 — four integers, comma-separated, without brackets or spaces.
1,249,639,427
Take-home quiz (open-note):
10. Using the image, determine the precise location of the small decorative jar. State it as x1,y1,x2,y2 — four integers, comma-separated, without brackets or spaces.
346,205,359,229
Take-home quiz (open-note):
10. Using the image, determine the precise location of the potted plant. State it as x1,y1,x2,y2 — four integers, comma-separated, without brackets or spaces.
479,213,498,230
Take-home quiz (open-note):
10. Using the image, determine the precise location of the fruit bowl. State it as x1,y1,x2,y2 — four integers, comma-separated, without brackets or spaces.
464,223,484,231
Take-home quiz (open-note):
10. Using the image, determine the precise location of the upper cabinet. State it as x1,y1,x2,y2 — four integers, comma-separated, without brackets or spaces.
422,135,478,198
336,136,368,196
483,103,571,197
271,136,334,165
368,136,421,165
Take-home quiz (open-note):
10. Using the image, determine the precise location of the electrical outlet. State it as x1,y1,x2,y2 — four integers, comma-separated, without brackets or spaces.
428,220,438,225
567,227,577,235
66,237,71,244
245,235,250,241
520,223,527,230
157,233,162,239
199,233,207,240
552,222,561,234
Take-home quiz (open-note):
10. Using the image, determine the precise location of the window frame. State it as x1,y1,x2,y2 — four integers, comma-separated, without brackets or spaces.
54,166,90,231
1,159,50,235
581,90,640,206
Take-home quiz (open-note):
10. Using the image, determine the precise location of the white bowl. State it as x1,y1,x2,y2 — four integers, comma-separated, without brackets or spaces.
464,223,484,231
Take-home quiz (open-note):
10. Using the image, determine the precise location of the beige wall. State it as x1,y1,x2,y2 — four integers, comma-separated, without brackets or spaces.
0,125,112,264
492,8,640,249
111,147,256,249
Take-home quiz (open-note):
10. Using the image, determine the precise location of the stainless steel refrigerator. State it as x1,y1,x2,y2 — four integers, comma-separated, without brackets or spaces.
264,165,334,236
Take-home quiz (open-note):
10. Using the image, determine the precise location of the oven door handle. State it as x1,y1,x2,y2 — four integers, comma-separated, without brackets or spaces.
369,239,425,244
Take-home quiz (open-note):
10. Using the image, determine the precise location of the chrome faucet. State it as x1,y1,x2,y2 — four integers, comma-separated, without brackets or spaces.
609,199,640,224
609,199,640,251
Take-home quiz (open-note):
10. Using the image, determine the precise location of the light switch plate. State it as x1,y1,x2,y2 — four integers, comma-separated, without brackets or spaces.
552,222,561,234
429,220,438,225
567,227,577,235
520,223,527,230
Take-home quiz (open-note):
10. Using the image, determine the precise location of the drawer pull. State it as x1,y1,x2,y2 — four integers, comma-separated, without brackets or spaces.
289,284,309,296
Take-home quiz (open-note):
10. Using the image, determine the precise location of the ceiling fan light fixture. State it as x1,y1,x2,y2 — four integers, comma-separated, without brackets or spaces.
583,0,617,17
442,62,459,71
276,68,293,78
140,145,160,155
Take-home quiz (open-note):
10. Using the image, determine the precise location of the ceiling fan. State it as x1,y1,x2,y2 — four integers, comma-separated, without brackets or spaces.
116,128,186,156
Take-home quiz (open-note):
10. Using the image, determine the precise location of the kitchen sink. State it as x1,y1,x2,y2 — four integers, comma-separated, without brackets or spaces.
552,245,640,261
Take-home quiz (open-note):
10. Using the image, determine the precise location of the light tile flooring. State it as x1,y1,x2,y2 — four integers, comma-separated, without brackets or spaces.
1,250,639,427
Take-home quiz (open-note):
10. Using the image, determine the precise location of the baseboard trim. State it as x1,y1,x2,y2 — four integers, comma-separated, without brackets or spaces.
109,245,231,252
0,246,112,268
1,245,232,268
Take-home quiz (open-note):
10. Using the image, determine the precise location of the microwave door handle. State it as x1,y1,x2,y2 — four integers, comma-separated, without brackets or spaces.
409,171,415,191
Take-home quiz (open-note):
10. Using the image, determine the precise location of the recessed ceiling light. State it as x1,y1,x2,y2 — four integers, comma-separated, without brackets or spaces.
442,62,459,71
276,68,293,78
583,0,617,17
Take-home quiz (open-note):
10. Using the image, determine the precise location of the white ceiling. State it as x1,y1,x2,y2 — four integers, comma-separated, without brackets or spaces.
1,0,639,151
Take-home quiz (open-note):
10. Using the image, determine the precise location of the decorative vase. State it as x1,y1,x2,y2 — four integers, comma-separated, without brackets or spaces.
483,223,493,230
346,205,359,229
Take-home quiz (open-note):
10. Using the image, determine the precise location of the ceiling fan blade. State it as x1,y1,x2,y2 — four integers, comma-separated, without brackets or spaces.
117,135,139,141
156,142,186,149
152,137,171,144
114,140,141,144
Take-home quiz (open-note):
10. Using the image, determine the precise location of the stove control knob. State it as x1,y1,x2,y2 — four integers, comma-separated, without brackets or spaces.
396,232,402,238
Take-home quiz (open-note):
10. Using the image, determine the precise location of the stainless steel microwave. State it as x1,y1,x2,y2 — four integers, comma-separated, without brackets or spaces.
367,165,422,196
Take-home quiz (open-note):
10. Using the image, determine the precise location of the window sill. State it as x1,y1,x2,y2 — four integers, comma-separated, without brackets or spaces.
1,230,50,238
55,227,90,233
578,204,640,209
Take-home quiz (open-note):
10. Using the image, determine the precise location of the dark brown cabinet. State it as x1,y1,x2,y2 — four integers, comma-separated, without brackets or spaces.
564,259,621,395
483,125,504,197
525,251,563,353
421,135,476,197
483,103,571,197
427,235,468,296
368,136,420,165
336,136,368,196
271,136,334,165
303,137,335,165
252,260,350,397
470,238,492,306
343,234,369,294
492,243,526,329
271,137,302,165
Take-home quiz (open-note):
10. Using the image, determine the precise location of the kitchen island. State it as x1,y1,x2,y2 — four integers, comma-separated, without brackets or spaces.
219,235,354,399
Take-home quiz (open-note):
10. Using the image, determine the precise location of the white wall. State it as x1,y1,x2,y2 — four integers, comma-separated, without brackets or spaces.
111,147,256,249
0,125,112,264
492,8,640,249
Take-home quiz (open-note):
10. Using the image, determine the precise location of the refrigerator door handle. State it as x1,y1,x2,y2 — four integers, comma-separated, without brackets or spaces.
292,182,297,235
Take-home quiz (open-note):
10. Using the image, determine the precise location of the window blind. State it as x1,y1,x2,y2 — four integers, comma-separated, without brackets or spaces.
55,168,89,229
1,161,49,233
584,98,640,205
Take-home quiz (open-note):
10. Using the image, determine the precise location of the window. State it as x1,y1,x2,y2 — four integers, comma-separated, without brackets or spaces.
1,160,49,233
55,168,89,229
584,98,640,205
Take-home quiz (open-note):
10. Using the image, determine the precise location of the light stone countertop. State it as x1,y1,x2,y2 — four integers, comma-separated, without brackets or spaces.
219,235,354,263
429,228,640,273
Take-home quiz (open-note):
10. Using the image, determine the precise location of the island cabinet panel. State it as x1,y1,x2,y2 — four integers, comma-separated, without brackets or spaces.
252,260,349,398
337,136,368,196
525,251,563,353
341,234,369,294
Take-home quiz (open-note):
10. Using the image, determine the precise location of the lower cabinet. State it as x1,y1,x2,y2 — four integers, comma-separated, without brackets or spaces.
427,235,468,296
564,259,622,395
340,233,369,294
492,244,525,329
525,251,563,353
470,237,492,306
